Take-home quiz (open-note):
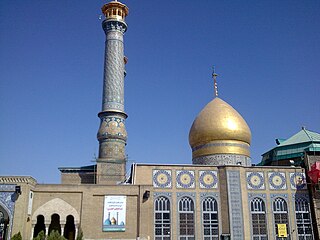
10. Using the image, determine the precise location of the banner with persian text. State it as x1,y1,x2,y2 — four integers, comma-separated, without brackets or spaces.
103,196,126,232
277,224,287,237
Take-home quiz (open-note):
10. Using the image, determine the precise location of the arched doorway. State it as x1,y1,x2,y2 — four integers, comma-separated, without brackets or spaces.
64,215,75,240
33,215,46,238
0,207,9,240
48,214,61,235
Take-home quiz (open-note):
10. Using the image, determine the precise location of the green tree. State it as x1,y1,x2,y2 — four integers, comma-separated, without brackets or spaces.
47,230,66,240
11,232,22,240
33,230,45,240
76,227,83,240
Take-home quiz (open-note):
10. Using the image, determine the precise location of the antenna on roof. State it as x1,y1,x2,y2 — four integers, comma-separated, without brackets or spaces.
212,66,218,98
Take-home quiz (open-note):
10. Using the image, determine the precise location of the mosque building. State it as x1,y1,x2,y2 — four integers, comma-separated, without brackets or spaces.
1,1,319,240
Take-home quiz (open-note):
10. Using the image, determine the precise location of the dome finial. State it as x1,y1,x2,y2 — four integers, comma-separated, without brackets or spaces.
212,66,218,98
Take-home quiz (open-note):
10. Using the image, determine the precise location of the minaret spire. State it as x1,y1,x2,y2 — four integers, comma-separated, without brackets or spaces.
96,1,129,184
212,66,218,98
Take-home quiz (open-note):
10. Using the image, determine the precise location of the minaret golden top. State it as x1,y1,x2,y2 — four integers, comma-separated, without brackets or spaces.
102,1,129,21
212,66,218,98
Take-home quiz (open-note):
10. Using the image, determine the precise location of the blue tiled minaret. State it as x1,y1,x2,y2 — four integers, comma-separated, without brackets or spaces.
97,1,129,184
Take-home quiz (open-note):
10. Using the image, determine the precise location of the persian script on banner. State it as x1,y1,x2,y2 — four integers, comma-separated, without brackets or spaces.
103,196,126,232
278,224,287,237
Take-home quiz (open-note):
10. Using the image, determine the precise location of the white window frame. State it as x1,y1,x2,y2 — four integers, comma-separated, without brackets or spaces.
154,196,171,240
295,198,313,240
202,197,219,240
178,196,195,240
250,197,268,240
273,198,290,240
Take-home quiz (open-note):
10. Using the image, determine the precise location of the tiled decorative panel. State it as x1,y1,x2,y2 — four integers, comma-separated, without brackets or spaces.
153,170,172,188
270,193,288,200
0,192,15,216
246,172,265,190
268,172,287,190
290,172,307,190
0,184,15,191
199,170,218,189
176,170,195,189
200,192,219,200
0,189,15,239
227,171,244,239
154,192,172,198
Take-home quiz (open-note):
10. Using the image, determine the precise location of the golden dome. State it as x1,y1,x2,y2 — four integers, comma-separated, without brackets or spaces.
189,97,251,159
111,217,117,225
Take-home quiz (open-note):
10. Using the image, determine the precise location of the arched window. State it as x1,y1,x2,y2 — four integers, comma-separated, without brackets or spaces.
202,197,219,240
48,213,61,235
273,198,290,240
295,198,313,239
178,196,195,239
34,215,46,238
64,215,76,240
154,196,171,240
250,197,268,239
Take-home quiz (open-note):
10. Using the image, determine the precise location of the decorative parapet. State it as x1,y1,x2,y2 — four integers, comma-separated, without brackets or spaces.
101,1,129,22
0,176,37,186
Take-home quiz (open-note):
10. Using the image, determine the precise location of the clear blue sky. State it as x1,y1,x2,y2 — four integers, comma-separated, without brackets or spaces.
0,0,319,183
